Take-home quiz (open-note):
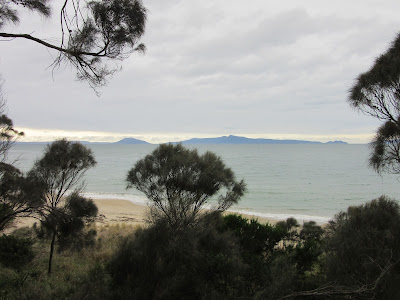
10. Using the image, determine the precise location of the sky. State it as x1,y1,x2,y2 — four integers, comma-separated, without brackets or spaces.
1,0,400,144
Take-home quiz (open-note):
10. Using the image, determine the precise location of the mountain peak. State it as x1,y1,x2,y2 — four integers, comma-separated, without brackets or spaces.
114,138,150,145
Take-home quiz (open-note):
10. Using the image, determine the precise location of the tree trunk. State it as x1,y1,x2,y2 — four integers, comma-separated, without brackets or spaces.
48,230,56,275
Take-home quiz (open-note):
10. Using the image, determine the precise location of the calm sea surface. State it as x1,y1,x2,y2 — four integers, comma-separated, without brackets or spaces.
8,144,400,223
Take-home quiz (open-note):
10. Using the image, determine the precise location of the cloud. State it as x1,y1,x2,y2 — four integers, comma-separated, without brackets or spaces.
1,1,400,141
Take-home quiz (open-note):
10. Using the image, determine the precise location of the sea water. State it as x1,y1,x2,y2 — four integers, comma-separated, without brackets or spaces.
8,143,400,223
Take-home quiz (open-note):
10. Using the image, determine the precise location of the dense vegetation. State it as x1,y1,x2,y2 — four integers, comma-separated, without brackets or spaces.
2,197,400,299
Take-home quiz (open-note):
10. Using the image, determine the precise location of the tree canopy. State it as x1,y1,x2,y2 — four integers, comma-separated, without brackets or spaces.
0,162,45,231
0,0,147,88
348,32,400,174
28,139,96,207
0,80,30,231
0,80,23,162
126,143,246,229
28,139,97,274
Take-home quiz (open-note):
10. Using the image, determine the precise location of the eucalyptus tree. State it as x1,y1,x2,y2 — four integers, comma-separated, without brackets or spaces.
0,80,29,231
0,163,45,232
0,0,147,88
0,79,23,162
28,139,97,274
127,143,246,229
349,32,400,174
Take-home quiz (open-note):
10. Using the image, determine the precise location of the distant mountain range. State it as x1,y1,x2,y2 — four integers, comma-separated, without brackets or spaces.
178,135,347,144
18,135,347,145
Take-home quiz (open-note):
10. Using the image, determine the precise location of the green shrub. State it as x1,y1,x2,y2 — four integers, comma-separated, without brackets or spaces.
0,234,34,269
108,214,245,299
324,196,400,299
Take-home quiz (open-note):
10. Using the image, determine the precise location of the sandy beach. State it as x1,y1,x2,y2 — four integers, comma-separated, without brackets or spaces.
93,199,150,226
92,199,280,225
8,198,280,233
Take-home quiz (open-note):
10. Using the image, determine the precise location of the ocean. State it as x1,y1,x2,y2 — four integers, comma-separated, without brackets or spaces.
8,143,400,223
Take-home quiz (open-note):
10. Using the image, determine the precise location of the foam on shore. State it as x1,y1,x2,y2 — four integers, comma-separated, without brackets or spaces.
83,192,331,224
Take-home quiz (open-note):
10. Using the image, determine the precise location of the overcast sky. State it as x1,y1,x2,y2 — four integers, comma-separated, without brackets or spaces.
1,0,400,144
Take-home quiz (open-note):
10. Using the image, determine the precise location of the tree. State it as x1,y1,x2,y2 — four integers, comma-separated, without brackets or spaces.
322,196,400,299
0,0,147,88
126,143,246,229
348,32,400,174
28,139,97,274
0,79,32,231
0,162,45,231
37,191,98,250
0,79,23,162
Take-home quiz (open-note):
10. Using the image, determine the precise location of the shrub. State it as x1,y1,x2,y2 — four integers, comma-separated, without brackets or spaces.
108,214,245,299
324,196,400,299
0,234,34,269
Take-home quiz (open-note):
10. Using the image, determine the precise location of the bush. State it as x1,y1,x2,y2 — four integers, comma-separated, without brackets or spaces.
0,234,34,269
108,214,246,299
222,215,325,297
324,196,400,299
223,214,287,256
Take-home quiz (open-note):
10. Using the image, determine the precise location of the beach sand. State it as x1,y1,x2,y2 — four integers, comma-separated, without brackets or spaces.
91,199,279,225
7,198,280,233
94,199,150,226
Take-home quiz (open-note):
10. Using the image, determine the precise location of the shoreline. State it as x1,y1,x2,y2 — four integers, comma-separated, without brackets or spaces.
83,193,331,224
92,198,285,226
7,198,328,233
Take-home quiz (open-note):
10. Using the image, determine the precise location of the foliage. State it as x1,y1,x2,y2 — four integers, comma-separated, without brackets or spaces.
0,0,50,27
0,162,45,231
0,79,23,160
28,139,96,200
276,217,300,246
222,215,325,298
293,221,324,275
0,234,34,269
127,143,246,229
348,32,400,174
0,80,28,231
1,181,396,300
28,139,97,274
222,214,289,296
0,114,24,162
223,214,286,256
37,192,98,252
0,0,147,88
107,213,325,300
0,224,127,300
255,253,299,300
108,213,246,300
324,196,400,299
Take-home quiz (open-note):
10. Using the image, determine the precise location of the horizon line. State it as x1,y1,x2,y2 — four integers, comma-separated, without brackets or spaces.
15,129,373,144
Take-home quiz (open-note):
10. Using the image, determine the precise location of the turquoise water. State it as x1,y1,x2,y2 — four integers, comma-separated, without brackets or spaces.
8,144,400,223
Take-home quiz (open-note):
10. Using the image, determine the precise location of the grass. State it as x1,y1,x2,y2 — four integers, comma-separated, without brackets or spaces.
0,223,141,300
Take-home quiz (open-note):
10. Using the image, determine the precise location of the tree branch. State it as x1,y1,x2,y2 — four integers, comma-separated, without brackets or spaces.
0,32,106,57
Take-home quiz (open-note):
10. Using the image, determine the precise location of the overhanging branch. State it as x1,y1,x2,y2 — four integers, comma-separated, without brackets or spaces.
0,32,106,57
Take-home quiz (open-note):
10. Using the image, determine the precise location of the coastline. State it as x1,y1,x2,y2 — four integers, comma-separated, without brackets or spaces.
93,199,289,225
92,199,285,226
7,198,329,233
